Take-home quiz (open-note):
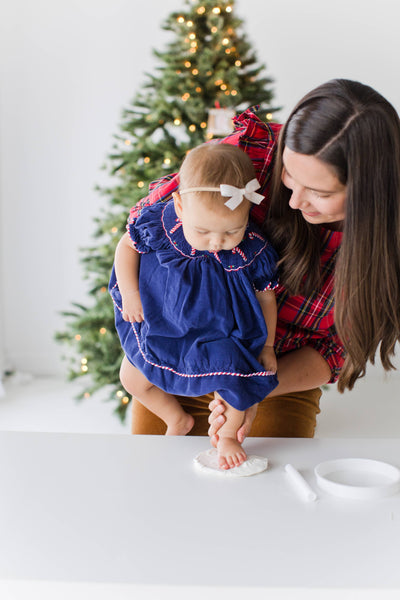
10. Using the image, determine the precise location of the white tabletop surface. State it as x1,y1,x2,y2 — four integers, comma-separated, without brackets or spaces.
0,432,399,599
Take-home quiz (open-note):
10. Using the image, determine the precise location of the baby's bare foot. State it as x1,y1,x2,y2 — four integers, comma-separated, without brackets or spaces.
166,412,194,436
217,437,247,470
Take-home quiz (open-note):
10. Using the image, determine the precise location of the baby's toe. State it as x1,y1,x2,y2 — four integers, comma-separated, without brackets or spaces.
219,456,229,470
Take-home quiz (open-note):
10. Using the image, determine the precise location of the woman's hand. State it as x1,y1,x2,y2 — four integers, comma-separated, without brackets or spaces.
208,397,258,447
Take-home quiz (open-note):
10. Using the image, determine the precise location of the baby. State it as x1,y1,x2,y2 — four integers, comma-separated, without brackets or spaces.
110,142,279,469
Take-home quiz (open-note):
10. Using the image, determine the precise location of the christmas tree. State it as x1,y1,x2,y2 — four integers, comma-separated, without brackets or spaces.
56,0,278,421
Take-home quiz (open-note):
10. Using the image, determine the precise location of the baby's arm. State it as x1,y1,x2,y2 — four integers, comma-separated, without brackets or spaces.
115,232,144,322
256,289,277,373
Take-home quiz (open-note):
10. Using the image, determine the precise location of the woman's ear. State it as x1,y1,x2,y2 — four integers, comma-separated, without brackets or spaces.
172,192,183,218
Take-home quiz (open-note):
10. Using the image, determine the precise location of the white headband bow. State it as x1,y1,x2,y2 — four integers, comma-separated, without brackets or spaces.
179,178,264,211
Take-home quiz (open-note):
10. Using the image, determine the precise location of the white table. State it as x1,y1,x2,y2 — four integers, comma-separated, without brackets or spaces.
0,432,399,599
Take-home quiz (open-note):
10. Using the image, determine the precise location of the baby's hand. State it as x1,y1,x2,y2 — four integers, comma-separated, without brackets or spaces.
259,346,277,374
121,290,144,322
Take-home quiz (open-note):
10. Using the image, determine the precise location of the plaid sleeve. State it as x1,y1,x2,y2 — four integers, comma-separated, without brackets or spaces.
128,173,180,223
275,303,346,384
307,329,346,383
219,108,282,226
274,230,346,383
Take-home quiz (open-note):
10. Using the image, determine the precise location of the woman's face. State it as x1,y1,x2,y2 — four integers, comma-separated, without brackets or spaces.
282,147,347,228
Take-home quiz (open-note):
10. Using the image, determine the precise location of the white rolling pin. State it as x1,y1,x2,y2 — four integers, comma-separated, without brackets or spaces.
284,463,318,502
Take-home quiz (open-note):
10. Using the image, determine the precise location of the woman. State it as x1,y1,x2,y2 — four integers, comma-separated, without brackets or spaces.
125,79,400,440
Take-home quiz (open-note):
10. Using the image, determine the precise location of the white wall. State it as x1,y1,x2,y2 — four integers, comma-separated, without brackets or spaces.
1,0,399,376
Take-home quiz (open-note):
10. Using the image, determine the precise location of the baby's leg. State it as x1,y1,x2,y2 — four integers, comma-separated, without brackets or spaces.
120,356,194,435
215,392,247,469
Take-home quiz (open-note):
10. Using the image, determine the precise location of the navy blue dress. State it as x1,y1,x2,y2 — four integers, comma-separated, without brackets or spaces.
109,199,279,411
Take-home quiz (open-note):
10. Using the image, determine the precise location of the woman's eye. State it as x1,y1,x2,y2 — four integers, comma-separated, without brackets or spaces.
312,190,330,199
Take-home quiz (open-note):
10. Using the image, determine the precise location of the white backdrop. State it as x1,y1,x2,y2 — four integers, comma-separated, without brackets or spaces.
0,0,399,376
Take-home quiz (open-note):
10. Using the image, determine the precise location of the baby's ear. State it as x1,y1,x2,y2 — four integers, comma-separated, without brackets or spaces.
172,192,183,218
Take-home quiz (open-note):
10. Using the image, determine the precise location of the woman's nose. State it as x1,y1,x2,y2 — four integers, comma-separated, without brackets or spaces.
288,186,309,210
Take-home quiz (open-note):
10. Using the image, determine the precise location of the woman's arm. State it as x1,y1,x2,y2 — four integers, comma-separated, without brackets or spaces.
114,232,143,322
268,345,332,397
208,345,332,443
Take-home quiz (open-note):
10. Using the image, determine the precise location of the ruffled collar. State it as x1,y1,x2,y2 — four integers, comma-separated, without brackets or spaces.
161,199,269,271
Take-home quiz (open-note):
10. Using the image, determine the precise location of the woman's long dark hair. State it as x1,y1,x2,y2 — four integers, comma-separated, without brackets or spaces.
267,79,400,391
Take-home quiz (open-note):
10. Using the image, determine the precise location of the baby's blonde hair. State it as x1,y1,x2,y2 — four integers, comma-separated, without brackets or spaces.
179,143,257,208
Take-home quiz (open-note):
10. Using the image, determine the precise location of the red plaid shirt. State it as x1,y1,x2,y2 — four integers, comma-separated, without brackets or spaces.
129,109,345,382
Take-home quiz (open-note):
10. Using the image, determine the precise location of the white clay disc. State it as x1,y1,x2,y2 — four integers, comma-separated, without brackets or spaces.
194,448,268,477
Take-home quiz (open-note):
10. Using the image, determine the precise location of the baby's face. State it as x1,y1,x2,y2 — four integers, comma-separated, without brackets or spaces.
175,193,249,252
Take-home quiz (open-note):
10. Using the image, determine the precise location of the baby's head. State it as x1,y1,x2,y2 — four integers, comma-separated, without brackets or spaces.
173,143,261,253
